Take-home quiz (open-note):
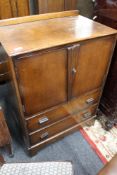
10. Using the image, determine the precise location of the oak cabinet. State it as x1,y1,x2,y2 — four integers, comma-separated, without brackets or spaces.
0,11,116,155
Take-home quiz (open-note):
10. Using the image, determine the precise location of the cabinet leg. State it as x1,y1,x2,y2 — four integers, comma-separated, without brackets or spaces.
6,143,14,157
0,155,5,165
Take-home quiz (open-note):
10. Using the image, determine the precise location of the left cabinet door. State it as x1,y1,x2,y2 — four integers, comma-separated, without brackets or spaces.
14,48,68,116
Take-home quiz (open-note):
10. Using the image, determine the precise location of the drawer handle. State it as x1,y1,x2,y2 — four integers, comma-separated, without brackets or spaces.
39,116,49,124
83,112,91,119
86,98,94,105
40,132,49,139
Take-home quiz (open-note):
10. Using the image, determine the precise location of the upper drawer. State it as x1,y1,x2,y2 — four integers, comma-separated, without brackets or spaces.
26,89,101,133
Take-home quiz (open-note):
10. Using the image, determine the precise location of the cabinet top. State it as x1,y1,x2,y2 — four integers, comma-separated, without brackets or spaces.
0,12,116,57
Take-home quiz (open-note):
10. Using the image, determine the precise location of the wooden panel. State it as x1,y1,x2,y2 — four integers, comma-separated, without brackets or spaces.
16,0,29,17
0,0,12,19
47,0,65,13
38,0,64,14
38,0,47,14
26,89,101,132
29,105,97,145
71,37,115,97
38,0,77,14
0,0,29,20
15,48,68,116
65,0,77,10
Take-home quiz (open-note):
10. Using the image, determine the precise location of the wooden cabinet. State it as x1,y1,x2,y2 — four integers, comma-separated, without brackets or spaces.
37,0,77,14
0,0,29,20
93,0,117,129
0,11,116,155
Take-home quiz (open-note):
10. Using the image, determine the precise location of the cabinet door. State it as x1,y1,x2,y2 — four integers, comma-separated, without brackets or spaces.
65,0,77,10
38,0,64,14
69,37,115,98
15,48,68,116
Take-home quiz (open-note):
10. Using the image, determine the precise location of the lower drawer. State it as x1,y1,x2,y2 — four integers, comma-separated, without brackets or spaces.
26,89,101,133
29,105,97,145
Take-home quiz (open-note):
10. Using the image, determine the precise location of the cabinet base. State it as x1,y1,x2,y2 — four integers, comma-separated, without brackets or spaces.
27,116,96,156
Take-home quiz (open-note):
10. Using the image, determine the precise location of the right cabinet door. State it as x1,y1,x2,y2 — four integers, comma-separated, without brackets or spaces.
71,37,115,98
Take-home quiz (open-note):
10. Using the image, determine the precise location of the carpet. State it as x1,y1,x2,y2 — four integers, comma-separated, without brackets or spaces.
1,131,103,175
80,120,117,164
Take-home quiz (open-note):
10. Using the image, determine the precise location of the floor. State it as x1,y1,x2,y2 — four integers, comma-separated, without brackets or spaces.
2,131,103,175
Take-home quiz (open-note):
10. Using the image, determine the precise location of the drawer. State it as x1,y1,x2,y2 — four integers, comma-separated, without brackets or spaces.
29,105,97,145
26,89,101,133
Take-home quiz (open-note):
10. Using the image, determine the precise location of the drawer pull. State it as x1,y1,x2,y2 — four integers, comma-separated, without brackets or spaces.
83,112,91,119
40,132,49,139
86,98,94,105
39,116,49,124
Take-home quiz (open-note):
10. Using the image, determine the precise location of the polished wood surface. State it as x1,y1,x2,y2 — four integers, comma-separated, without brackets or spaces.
37,0,77,14
0,11,116,155
0,12,116,57
93,0,117,129
0,10,79,27
0,0,29,19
